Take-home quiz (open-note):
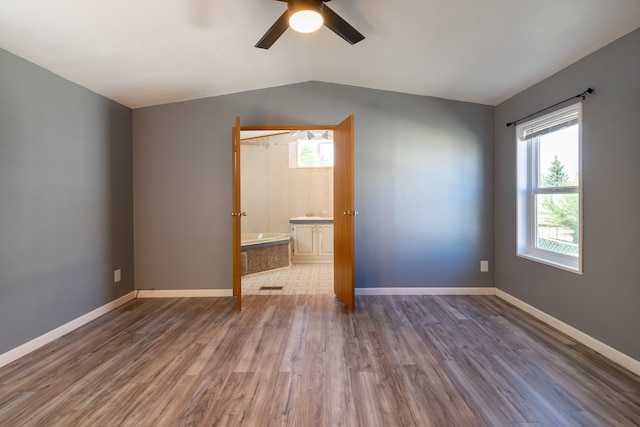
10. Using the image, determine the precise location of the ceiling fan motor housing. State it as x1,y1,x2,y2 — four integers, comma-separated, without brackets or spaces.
287,0,324,17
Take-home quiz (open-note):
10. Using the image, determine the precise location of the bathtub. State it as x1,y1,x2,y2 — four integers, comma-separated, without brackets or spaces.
241,232,291,247
241,233,291,275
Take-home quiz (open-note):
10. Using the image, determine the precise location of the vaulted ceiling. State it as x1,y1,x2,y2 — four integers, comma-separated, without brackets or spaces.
1,0,639,108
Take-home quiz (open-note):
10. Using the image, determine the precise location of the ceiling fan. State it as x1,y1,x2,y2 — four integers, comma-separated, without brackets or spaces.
255,0,365,49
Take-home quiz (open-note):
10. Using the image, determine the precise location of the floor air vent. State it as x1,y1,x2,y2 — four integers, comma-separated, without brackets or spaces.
259,286,284,291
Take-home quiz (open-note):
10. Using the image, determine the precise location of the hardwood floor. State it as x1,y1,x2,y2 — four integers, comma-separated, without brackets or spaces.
1,295,639,426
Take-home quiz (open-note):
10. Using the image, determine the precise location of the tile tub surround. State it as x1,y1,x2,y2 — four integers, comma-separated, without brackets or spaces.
241,240,291,275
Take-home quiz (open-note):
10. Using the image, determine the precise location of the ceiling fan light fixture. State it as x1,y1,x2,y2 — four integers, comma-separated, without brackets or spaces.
288,1,323,33
255,0,364,49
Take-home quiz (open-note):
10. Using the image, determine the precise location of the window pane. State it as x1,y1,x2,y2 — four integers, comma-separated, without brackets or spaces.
535,193,579,255
298,141,318,167
318,142,334,166
297,140,334,168
538,125,579,188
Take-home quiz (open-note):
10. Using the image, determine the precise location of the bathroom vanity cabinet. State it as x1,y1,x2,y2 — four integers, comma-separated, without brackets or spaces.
289,218,334,263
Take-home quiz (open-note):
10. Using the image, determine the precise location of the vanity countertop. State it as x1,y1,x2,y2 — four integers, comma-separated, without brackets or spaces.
289,216,334,224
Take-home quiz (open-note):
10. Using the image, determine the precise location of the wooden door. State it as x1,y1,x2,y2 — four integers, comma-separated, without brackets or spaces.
232,117,242,311
333,115,356,310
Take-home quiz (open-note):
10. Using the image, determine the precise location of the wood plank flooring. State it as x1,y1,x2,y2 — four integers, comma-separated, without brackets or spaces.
1,295,639,426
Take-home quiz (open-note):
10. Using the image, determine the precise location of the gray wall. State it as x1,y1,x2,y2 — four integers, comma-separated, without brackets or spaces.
133,83,494,291
0,49,134,354
495,28,640,360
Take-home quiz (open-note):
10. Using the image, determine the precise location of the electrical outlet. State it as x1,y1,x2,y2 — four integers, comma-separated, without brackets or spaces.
114,269,121,283
480,261,489,273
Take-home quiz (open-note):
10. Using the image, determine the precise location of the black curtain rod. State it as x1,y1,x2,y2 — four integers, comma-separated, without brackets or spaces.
505,88,594,127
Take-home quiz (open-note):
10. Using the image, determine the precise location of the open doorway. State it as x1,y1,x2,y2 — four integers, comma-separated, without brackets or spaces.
239,129,334,295
232,116,355,311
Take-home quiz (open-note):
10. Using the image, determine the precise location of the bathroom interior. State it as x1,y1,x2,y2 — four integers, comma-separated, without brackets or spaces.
240,129,334,295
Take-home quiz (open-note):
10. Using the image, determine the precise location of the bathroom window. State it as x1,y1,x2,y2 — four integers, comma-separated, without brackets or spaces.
289,131,334,168
516,102,583,273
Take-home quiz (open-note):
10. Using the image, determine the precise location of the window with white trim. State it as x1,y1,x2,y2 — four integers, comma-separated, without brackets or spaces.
516,102,582,273
289,131,334,168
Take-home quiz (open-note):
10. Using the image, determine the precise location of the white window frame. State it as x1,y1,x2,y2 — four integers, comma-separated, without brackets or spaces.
289,139,334,168
516,102,583,273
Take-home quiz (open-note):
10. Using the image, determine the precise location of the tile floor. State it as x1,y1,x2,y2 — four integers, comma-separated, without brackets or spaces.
242,263,333,295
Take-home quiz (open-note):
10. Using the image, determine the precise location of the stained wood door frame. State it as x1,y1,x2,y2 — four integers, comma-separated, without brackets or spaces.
232,117,356,310
232,117,242,311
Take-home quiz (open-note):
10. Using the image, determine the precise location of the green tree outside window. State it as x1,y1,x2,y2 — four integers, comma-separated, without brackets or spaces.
541,156,579,243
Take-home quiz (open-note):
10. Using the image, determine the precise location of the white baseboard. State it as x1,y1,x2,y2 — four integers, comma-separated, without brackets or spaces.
356,287,497,296
136,289,233,298
0,291,136,369
496,289,640,377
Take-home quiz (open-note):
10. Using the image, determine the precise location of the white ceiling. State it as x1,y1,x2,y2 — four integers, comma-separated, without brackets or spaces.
1,0,639,109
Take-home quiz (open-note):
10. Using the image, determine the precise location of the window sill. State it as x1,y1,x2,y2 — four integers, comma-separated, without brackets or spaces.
517,253,583,275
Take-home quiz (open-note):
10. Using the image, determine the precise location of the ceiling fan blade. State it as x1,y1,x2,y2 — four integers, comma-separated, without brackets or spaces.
255,11,289,49
322,4,365,45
